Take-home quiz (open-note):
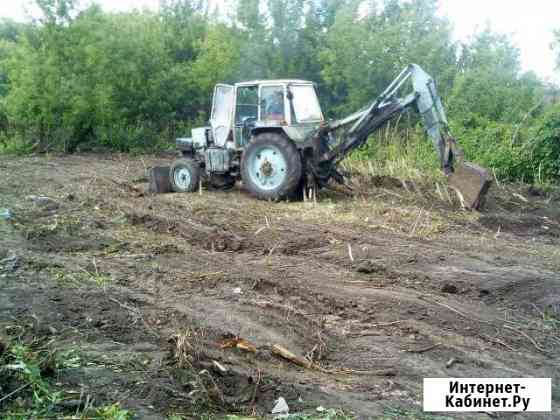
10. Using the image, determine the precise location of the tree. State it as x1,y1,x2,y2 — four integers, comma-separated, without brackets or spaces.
0,18,27,42
234,0,272,79
4,2,179,151
0,0,555,184
187,23,242,122
319,0,456,115
449,29,543,124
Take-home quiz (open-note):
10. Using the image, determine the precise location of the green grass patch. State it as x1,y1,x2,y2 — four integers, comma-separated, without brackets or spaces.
0,334,134,419
47,265,112,289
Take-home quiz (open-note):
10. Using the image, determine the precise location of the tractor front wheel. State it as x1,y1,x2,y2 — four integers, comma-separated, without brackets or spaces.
241,132,302,201
170,158,200,193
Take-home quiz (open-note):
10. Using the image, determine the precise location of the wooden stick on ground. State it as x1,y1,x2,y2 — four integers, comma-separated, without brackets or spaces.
405,343,441,353
271,344,313,369
272,344,396,376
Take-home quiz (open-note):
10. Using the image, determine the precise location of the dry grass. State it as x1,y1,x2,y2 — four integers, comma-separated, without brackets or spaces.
341,155,442,182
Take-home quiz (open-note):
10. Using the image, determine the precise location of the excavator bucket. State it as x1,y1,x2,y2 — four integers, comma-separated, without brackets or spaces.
447,162,492,210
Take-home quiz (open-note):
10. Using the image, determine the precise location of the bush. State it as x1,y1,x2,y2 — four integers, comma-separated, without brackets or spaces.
0,0,557,188
526,103,560,182
0,1,240,154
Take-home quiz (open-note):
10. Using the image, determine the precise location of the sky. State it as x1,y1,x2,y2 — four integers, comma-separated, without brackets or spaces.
1,0,558,82
438,1,558,83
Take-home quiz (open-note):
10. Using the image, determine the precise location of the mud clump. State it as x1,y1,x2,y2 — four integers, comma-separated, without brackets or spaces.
205,234,243,252
24,227,117,253
277,236,326,255
370,175,403,189
355,259,387,274
152,243,181,255
127,213,174,232
527,185,545,197
126,212,244,252
441,283,458,294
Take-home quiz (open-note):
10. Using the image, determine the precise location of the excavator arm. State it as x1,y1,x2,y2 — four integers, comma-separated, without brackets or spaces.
309,64,491,209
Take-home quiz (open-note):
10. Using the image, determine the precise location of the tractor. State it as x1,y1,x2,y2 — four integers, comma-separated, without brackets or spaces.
170,64,491,209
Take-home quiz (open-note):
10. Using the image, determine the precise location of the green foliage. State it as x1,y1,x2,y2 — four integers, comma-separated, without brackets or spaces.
0,18,27,42
7,344,62,406
0,0,558,184
167,415,186,420
451,120,521,179
526,103,560,182
439,27,553,183
350,124,441,177
319,0,456,115
0,0,239,153
449,29,543,124
1,337,132,419
95,403,133,420
1,343,62,418
0,134,36,155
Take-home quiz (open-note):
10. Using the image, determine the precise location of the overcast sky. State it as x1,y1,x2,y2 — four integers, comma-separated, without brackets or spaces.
1,0,558,82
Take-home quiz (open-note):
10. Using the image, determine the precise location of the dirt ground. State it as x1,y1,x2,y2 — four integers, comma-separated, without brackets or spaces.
1,154,559,419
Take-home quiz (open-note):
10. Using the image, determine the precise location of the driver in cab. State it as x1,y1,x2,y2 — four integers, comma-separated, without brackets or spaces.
264,91,285,121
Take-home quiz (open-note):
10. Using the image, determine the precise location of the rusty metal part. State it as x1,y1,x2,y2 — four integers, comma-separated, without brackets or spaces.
448,162,492,210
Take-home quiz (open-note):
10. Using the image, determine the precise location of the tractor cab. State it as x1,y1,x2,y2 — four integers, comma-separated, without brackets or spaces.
210,80,324,149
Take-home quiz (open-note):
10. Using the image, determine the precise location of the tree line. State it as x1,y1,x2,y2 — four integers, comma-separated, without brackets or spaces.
0,0,559,183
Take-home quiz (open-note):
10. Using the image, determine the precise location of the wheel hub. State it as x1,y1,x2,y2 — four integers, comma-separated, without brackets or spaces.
249,145,287,191
260,160,273,177
174,167,191,189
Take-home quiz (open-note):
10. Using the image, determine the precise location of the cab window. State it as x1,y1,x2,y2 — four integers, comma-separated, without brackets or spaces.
235,85,258,124
291,84,323,122
261,86,285,121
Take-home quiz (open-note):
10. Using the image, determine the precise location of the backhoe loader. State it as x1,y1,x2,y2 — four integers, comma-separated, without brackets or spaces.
170,64,491,209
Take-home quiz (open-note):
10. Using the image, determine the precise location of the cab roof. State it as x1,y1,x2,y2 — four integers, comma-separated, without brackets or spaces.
234,79,314,87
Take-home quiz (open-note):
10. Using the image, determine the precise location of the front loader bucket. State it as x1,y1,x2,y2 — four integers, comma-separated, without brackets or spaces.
447,162,492,210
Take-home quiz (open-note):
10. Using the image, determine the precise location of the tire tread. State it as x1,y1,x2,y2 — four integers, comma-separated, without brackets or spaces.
240,132,302,201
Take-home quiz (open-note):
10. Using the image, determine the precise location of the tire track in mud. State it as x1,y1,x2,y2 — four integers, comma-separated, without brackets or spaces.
109,186,559,302
96,181,560,363
106,250,552,418
107,195,556,342
4,155,559,418
20,206,560,412
98,222,553,388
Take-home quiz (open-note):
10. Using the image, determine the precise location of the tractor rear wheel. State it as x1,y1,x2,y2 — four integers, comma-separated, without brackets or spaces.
241,132,302,201
170,158,200,193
